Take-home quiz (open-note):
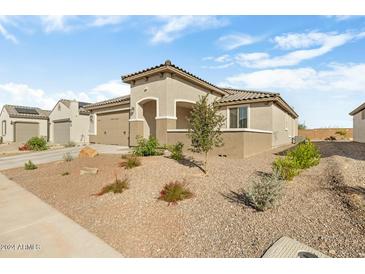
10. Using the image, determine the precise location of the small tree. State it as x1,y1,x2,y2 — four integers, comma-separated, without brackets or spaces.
298,122,306,130
188,95,225,174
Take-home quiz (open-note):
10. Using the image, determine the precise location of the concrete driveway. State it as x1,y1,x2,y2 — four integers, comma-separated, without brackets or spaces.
0,144,130,170
0,173,121,257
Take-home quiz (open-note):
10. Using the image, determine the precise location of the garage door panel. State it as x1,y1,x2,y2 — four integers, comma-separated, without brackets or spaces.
97,111,129,145
54,122,71,144
14,123,39,143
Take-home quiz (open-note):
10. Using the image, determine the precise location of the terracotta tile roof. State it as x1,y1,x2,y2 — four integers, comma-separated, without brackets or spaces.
84,95,130,109
349,102,365,115
219,88,279,103
122,60,232,96
3,105,50,120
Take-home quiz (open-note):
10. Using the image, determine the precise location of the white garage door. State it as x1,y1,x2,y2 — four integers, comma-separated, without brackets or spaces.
14,122,39,143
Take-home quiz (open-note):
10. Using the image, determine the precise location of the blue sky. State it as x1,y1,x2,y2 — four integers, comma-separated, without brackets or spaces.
0,15,365,128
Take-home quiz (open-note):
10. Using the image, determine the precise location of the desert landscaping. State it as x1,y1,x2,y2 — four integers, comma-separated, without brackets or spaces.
2,141,364,258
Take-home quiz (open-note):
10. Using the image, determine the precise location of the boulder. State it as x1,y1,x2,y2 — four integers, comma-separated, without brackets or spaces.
79,146,98,158
80,167,99,175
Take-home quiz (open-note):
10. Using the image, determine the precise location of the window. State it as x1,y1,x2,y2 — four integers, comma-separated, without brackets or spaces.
362,110,365,120
229,106,248,128
58,104,61,111
1,120,6,136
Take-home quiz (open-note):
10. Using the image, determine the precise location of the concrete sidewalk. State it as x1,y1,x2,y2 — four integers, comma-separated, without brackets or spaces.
0,173,122,257
0,144,130,170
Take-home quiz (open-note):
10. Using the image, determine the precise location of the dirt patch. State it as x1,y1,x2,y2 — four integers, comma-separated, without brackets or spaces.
2,143,365,258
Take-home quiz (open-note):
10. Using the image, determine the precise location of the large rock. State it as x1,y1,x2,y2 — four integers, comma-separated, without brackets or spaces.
80,167,99,175
79,146,98,158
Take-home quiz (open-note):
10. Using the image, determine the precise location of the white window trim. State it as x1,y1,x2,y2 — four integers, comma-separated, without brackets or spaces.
173,99,196,117
226,104,251,129
1,120,6,136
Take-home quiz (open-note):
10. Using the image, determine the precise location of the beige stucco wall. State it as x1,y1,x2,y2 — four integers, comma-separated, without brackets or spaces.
49,101,89,144
129,73,220,145
166,130,272,158
176,106,191,129
130,73,219,119
353,111,365,143
129,120,144,146
272,103,297,147
0,108,48,143
218,102,273,131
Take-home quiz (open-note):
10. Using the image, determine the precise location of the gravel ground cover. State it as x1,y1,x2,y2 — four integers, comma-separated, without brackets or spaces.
2,142,364,257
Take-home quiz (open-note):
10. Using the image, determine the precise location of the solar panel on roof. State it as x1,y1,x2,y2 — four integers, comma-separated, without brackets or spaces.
15,107,39,115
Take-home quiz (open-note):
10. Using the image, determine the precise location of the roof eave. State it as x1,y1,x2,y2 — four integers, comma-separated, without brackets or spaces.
122,65,229,97
84,100,130,110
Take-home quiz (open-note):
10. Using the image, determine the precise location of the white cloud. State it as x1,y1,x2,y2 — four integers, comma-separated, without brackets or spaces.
40,16,127,33
217,33,258,50
0,17,18,44
0,83,56,110
40,16,73,33
221,63,365,92
235,31,365,68
202,62,235,69
89,16,127,27
0,80,130,111
91,80,130,98
274,31,334,50
0,23,18,44
150,16,228,44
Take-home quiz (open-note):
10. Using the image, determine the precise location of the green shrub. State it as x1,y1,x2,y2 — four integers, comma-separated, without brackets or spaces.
119,155,141,169
95,177,129,196
287,141,320,169
64,141,76,147
24,160,37,170
133,136,162,156
169,142,184,161
247,171,283,211
26,136,48,151
272,157,299,181
158,181,193,205
62,171,70,176
63,152,74,162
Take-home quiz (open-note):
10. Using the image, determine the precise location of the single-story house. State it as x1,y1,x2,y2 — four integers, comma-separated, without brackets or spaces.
349,102,365,143
86,60,299,158
0,105,50,143
49,99,90,145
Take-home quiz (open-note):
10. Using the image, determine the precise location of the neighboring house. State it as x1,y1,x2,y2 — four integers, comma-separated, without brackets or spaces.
49,99,90,145
85,96,130,145
87,60,298,158
0,105,50,143
349,102,365,143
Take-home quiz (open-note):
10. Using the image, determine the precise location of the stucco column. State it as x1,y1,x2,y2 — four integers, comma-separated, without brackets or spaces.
156,118,176,145
129,120,144,146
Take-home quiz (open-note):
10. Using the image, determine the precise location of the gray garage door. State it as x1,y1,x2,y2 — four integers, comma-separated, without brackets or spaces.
14,122,39,143
54,121,71,144
97,111,129,145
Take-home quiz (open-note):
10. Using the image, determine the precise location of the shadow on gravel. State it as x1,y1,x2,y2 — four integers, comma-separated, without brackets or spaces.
220,190,255,209
166,155,205,173
335,185,365,199
315,141,365,161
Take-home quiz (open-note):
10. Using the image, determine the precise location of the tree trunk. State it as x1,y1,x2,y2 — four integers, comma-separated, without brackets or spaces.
204,151,208,174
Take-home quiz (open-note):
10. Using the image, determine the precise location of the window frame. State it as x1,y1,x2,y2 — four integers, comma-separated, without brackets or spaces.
1,120,6,136
227,104,250,129
362,110,365,120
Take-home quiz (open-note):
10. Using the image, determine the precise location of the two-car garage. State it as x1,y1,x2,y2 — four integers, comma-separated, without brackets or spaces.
14,122,40,143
